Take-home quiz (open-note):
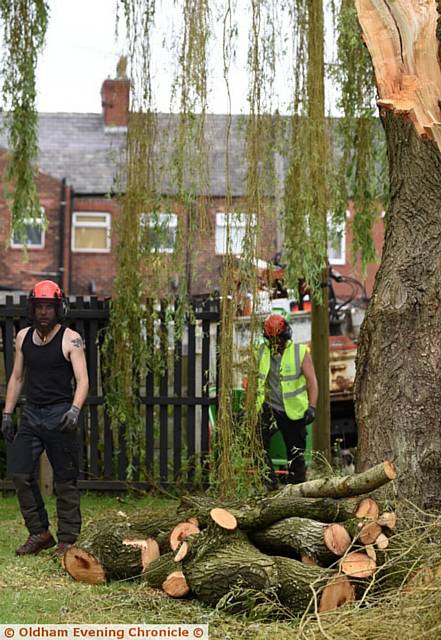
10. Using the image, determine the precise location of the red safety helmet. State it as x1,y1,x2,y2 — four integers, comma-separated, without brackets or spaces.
263,314,292,340
28,280,67,320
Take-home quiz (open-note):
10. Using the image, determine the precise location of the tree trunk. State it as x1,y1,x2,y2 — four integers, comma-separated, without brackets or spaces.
355,0,441,509
180,493,369,529
250,516,344,565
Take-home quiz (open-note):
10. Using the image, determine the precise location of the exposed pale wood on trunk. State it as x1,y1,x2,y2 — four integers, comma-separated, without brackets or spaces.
356,0,441,149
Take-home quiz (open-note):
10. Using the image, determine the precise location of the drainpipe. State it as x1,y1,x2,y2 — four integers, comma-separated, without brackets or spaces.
59,178,66,289
69,187,74,294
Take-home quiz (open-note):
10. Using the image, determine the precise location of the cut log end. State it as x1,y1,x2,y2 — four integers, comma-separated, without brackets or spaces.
210,507,237,530
377,512,397,530
340,551,376,578
384,461,397,480
375,533,389,550
187,517,199,527
169,522,201,551
355,497,380,520
162,571,190,598
122,537,160,571
174,541,188,562
324,523,352,556
358,522,382,546
319,575,356,612
63,546,106,585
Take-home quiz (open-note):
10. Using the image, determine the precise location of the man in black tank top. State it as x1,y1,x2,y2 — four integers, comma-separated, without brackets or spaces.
1,281,89,558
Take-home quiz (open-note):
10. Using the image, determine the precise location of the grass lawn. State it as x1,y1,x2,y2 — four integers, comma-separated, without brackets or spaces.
0,492,302,639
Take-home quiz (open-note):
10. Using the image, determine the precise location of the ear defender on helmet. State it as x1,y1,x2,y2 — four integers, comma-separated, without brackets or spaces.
263,314,292,340
28,280,68,321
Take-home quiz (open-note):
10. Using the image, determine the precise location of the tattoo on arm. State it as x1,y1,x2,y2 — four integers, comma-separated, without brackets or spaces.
71,337,84,349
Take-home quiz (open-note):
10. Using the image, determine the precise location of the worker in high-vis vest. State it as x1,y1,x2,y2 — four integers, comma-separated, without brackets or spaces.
257,313,318,487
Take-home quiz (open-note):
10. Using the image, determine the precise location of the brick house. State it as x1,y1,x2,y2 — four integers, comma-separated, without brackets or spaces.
0,76,385,300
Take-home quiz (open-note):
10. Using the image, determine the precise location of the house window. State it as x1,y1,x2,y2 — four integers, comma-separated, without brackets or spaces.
11,214,46,249
215,213,256,255
140,213,177,253
72,212,111,252
327,214,346,266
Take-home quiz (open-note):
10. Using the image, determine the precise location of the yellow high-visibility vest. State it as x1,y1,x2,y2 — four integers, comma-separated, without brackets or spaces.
256,340,309,420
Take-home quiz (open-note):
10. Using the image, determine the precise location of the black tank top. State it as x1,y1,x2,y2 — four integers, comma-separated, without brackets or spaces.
22,326,74,405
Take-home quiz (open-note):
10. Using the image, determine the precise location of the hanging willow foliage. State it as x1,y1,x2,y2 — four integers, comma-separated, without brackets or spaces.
214,0,281,497
283,0,331,300
0,0,49,243
332,0,387,270
102,0,158,469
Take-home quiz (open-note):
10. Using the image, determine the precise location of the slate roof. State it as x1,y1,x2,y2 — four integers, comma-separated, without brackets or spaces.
0,112,282,197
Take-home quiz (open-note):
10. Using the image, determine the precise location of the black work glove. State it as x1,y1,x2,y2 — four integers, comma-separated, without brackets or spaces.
303,406,316,425
59,405,81,433
1,412,15,443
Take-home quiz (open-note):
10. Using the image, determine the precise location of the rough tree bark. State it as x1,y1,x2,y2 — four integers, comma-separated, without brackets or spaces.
355,0,441,508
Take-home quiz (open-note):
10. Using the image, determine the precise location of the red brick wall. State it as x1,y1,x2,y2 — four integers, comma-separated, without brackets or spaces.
332,203,385,300
0,154,63,292
69,197,119,297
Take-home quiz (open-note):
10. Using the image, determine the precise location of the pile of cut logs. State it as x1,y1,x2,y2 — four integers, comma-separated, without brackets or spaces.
64,461,398,615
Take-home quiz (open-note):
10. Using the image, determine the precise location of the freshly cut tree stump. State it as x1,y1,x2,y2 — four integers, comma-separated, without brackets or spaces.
340,551,376,578
250,517,344,565
162,571,190,598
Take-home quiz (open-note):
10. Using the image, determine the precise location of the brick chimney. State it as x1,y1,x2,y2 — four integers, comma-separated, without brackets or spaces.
101,57,129,127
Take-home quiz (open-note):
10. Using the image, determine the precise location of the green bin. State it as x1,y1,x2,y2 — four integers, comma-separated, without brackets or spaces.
209,387,313,469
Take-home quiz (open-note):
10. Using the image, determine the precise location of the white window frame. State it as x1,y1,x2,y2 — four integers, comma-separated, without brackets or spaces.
327,212,347,266
10,212,46,249
140,212,178,254
215,212,256,256
71,212,111,253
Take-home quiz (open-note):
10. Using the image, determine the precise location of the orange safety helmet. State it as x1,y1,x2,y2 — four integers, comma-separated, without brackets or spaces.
28,280,67,320
263,313,292,340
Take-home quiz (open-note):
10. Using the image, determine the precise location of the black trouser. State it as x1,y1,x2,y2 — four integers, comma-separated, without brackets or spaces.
260,403,306,486
7,402,81,543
